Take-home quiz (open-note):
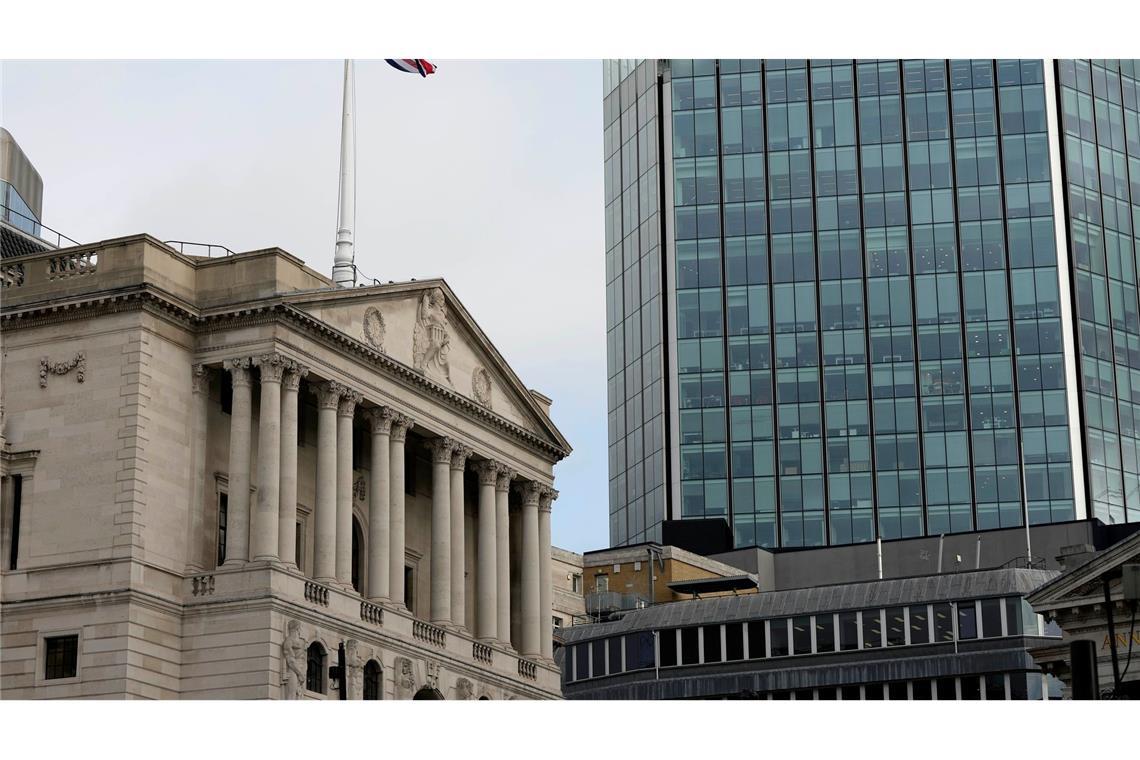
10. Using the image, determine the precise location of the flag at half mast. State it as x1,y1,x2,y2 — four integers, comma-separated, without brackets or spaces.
385,59,438,77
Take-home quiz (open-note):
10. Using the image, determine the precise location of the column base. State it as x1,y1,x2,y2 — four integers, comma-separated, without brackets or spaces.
252,554,280,563
366,595,390,604
219,559,247,570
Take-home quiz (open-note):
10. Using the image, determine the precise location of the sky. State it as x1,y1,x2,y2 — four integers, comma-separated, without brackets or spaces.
1,59,608,552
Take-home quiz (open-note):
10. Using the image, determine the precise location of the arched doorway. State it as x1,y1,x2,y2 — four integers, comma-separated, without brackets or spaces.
413,687,444,700
363,660,382,700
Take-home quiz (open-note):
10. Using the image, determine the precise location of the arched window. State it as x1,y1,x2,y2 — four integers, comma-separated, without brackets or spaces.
363,660,382,700
306,642,326,694
351,517,364,594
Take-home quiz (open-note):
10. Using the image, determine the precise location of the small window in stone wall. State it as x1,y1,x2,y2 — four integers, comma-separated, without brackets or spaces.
44,635,78,680
306,642,326,693
363,660,382,700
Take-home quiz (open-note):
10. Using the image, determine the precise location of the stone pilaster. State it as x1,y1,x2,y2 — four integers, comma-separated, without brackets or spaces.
496,466,516,649
251,353,286,561
516,481,543,658
449,443,473,630
388,413,414,608
187,363,210,572
474,460,500,642
278,361,308,567
312,381,343,583
364,406,394,601
538,486,558,661
336,387,362,590
428,437,455,625
223,358,253,566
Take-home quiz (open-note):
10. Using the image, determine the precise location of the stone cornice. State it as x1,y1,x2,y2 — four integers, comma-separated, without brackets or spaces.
1,286,570,462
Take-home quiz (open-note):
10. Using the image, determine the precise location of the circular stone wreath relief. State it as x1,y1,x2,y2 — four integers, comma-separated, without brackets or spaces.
362,306,386,352
471,366,493,409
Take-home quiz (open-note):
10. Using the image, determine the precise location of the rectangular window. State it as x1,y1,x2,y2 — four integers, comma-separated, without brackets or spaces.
574,643,589,680
909,604,930,644
1005,597,1022,635
912,680,933,700
936,677,957,700
591,639,606,677
818,686,837,700
404,566,414,615
725,623,745,661
552,616,564,630
659,630,678,667
770,619,790,657
703,625,722,662
886,607,906,646
839,611,860,650
44,635,78,680
985,673,1006,700
841,684,862,701
608,637,622,674
216,491,228,566
864,683,884,700
958,601,978,639
295,519,304,571
888,681,908,700
747,620,766,658
792,616,812,654
862,609,882,648
681,627,700,664
933,602,955,641
980,598,1003,638
960,675,981,700
626,632,655,670
815,614,835,652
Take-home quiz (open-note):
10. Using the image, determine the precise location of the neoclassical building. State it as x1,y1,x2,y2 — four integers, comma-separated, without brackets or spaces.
0,233,570,699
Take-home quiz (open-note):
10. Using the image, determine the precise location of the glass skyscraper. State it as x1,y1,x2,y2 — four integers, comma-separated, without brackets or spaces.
604,59,1140,549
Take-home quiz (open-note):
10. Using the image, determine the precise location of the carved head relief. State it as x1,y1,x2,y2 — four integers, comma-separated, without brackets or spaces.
362,306,386,352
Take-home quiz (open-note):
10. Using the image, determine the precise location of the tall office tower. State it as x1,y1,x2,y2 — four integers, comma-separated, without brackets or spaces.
604,59,1140,549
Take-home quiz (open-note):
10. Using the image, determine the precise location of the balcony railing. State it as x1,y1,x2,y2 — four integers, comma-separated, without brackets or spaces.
1,203,80,249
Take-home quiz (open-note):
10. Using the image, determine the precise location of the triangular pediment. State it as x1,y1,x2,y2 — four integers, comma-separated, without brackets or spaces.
1028,531,1140,607
285,279,570,454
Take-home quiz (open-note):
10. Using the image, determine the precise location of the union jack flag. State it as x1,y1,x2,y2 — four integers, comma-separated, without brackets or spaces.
385,59,438,78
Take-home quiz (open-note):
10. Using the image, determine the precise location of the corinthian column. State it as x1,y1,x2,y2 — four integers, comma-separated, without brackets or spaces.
450,444,472,630
388,414,414,608
474,460,499,642
251,353,285,561
428,437,455,625
364,407,393,601
187,364,210,572
313,382,342,583
538,486,558,661
336,387,362,590
223,358,253,566
517,481,542,658
278,362,308,567
496,467,515,649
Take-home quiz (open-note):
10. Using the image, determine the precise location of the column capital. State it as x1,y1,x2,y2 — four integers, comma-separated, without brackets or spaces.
390,413,414,443
337,387,362,418
313,381,345,410
226,357,253,386
192,363,210,394
494,466,517,493
538,486,558,513
429,436,456,464
364,406,396,435
474,459,500,486
514,480,542,507
254,352,288,383
282,361,309,391
450,444,474,472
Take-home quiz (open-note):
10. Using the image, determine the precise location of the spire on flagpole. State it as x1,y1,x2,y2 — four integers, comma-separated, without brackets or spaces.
332,59,356,287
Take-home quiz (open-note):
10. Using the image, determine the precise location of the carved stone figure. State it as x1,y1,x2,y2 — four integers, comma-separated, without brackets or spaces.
471,366,493,409
282,620,306,700
353,474,366,502
345,639,363,700
425,660,441,691
455,677,474,700
394,656,416,700
413,287,452,386
362,306,386,352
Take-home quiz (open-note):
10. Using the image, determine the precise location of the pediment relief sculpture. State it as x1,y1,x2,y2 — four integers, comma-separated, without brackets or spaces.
413,287,452,386
362,306,386,353
471,366,493,410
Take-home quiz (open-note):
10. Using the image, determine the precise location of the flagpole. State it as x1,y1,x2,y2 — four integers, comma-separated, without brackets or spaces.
332,59,356,287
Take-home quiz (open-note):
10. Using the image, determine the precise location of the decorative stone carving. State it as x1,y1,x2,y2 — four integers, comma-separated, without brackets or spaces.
538,486,559,513
353,473,367,502
314,381,346,409
495,466,517,494
364,405,395,435
362,306,386,352
282,620,306,700
428,436,456,464
337,387,363,417
515,480,542,506
390,413,414,444
413,286,452,386
455,677,474,700
425,660,441,691
253,352,288,383
191,363,209,394
226,357,252,387
471,366,493,409
474,459,501,487
450,443,473,472
282,360,309,391
345,639,363,700
394,656,416,699
39,352,86,388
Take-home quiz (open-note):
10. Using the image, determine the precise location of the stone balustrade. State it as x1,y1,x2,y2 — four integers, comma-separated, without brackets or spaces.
413,620,447,648
47,250,98,280
517,658,538,680
472,641,493,665
304,580,330,606
360,600,384,626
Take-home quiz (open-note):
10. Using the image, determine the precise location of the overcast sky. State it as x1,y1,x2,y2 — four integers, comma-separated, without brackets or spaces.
1,59,607,552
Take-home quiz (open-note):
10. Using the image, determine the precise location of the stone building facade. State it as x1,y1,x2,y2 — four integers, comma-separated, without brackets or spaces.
0,234,570,699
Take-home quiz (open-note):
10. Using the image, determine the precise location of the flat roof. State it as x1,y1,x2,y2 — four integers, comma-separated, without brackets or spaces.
668,576,758,595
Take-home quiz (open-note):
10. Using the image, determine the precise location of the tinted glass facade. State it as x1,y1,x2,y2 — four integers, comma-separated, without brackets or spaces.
606,59,1140,550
